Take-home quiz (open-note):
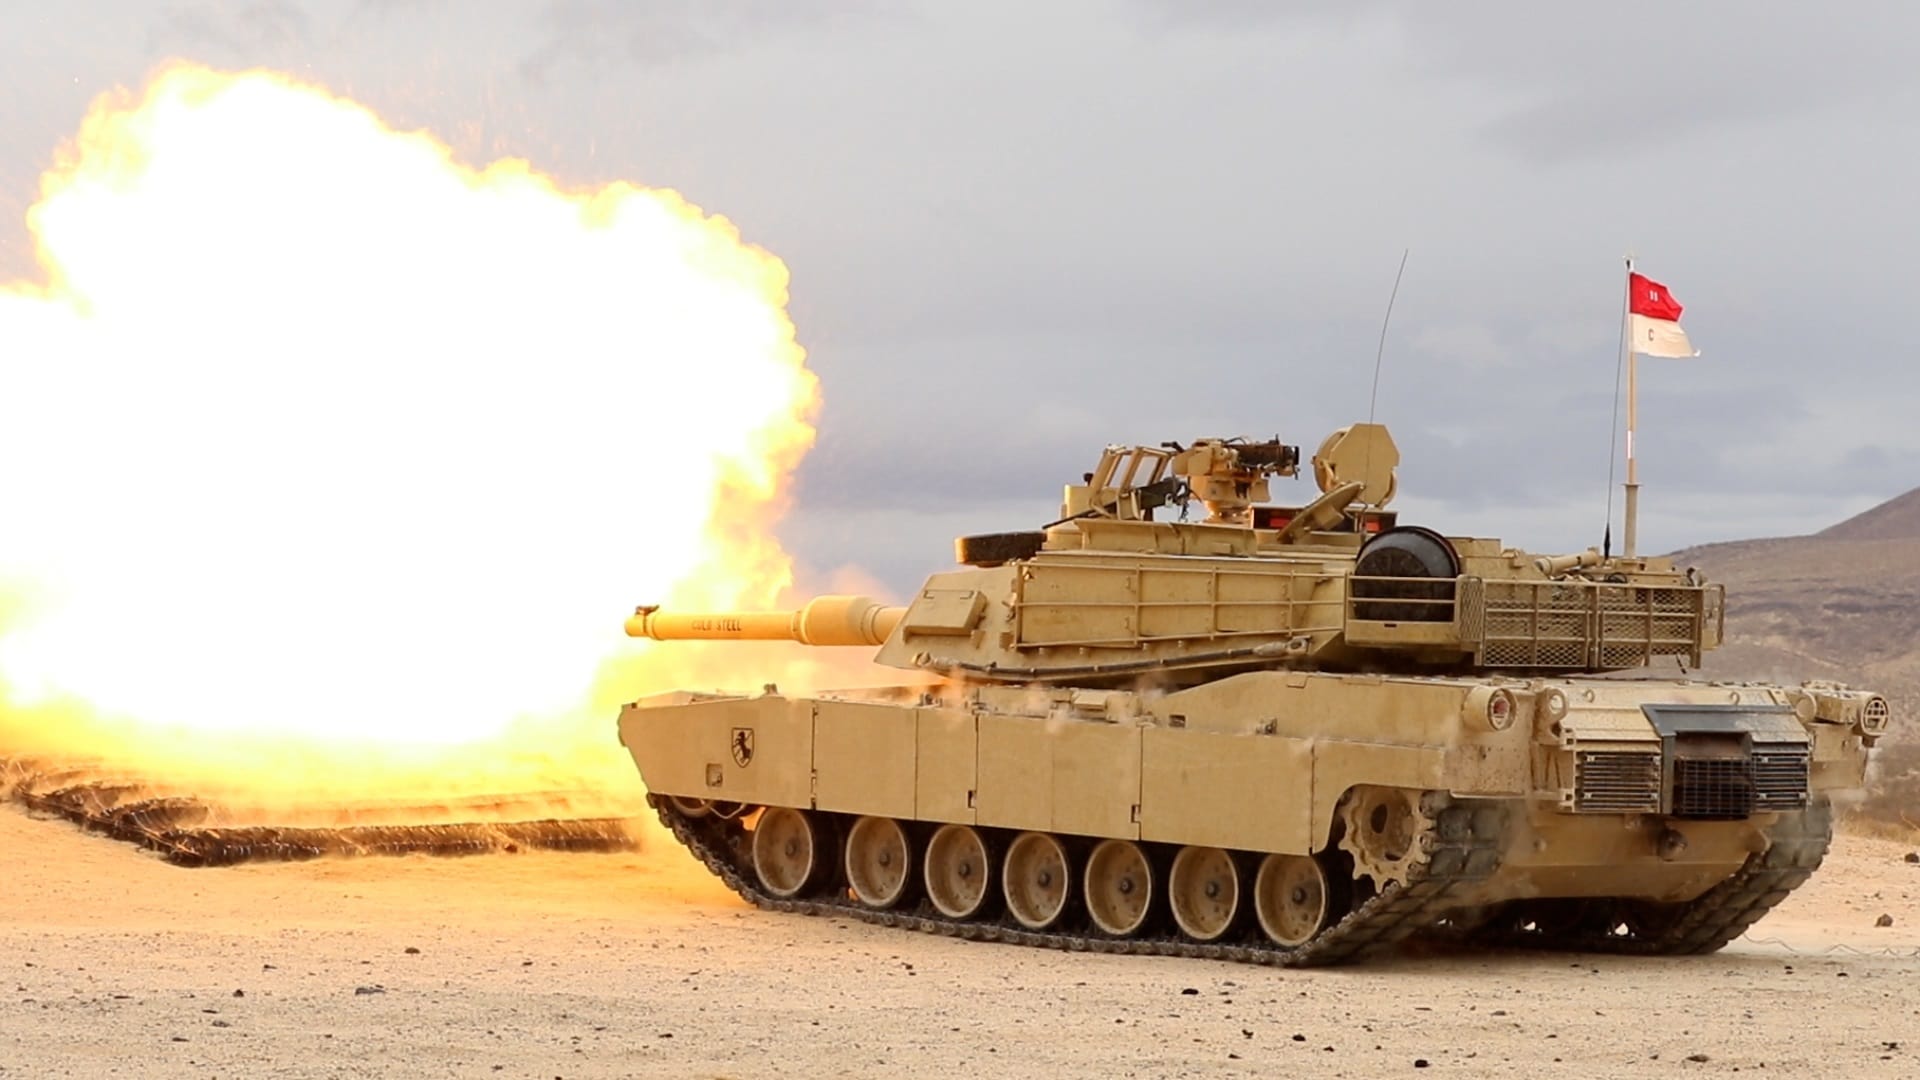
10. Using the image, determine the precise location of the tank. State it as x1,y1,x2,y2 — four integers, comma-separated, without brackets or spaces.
615,423,1890,965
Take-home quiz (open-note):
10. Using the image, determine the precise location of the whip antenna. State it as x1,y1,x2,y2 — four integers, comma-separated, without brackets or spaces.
1353,249,1410,518
1367,248,1410,427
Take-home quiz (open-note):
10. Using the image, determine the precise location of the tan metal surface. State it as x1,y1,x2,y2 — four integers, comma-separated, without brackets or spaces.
813,701,915,819
912,708,977,825
1138,727,1312,853
618,694,815,809
974,714,1140,840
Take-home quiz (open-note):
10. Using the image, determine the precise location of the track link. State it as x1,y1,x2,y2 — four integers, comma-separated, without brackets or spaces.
1473,801,1833,956
651,793,1506,967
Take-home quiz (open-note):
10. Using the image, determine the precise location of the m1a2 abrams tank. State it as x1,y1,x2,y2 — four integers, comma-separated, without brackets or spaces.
616,423,1890,966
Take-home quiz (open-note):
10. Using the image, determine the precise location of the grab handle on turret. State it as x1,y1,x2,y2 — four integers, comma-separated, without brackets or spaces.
626,595,906,647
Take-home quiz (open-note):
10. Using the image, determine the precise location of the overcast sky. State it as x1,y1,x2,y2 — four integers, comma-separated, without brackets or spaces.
4,1,1916,594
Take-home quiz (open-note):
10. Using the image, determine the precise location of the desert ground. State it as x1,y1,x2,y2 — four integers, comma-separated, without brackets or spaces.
3,806,1919,1080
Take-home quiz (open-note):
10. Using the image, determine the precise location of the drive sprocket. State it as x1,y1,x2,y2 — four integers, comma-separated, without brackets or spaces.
1337,786,1436,891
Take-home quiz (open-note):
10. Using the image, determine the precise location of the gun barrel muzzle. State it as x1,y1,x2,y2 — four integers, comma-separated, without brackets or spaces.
626,594,906,647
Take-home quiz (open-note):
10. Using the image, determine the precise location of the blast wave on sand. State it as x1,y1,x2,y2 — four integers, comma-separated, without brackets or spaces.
1,757,644,867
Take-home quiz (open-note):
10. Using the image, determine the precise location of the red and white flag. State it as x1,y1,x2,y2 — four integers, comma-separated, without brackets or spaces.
1627,271,1698,357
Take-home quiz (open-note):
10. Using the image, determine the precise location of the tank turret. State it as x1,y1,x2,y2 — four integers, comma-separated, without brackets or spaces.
615,420,1887,968
633,423,1723,684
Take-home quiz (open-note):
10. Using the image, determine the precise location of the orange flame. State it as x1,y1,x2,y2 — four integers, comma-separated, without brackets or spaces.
0,64,827,811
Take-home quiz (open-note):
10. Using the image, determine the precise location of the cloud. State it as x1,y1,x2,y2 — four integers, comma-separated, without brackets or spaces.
149,2,313,55
517,0,882,83
1129,1,1920,162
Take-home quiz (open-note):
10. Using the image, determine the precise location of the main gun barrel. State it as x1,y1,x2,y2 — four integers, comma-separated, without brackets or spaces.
626,594,907,647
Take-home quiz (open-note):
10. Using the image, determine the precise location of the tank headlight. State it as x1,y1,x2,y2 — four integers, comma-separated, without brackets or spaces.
1487,690,1515,731
1462,686,1517,732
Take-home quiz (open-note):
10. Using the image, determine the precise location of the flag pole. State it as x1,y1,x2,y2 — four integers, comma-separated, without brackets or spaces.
1621,254,1639,559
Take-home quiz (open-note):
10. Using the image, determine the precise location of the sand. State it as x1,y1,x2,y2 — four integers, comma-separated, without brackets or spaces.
3,805,1918,1079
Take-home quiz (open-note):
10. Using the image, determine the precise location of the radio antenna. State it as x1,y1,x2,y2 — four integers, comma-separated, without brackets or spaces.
1353,248,1410,517
1367,248,1410,426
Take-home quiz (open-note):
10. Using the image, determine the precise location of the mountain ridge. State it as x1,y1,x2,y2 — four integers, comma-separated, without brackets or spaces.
1818,486,1920,542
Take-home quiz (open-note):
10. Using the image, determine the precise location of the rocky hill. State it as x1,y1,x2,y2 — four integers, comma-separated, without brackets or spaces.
1817,489,1920,542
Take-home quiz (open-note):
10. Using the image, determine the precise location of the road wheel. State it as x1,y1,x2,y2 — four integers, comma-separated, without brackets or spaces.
1168,845,1242,942
844,816,914,910
924,824,994,919
1083,839,1154,937
751,807,829,899
1254,853,1332,948
1002,831,1073,930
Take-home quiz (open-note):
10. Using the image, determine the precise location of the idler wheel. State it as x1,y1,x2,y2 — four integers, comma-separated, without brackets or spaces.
750,807,830,899
924,824,994,919
844,816,914,910
1083,839,1155,937
1254,853,1332,948
1168,845,1242,942
954,530,1046,567
1002,831,1073,930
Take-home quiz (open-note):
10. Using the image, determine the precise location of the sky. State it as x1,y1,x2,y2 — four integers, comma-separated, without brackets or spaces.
4,0,1916,595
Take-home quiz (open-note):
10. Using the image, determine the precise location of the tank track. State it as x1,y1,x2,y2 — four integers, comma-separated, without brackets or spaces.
649,792,1506,967
1472,800,1833,956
